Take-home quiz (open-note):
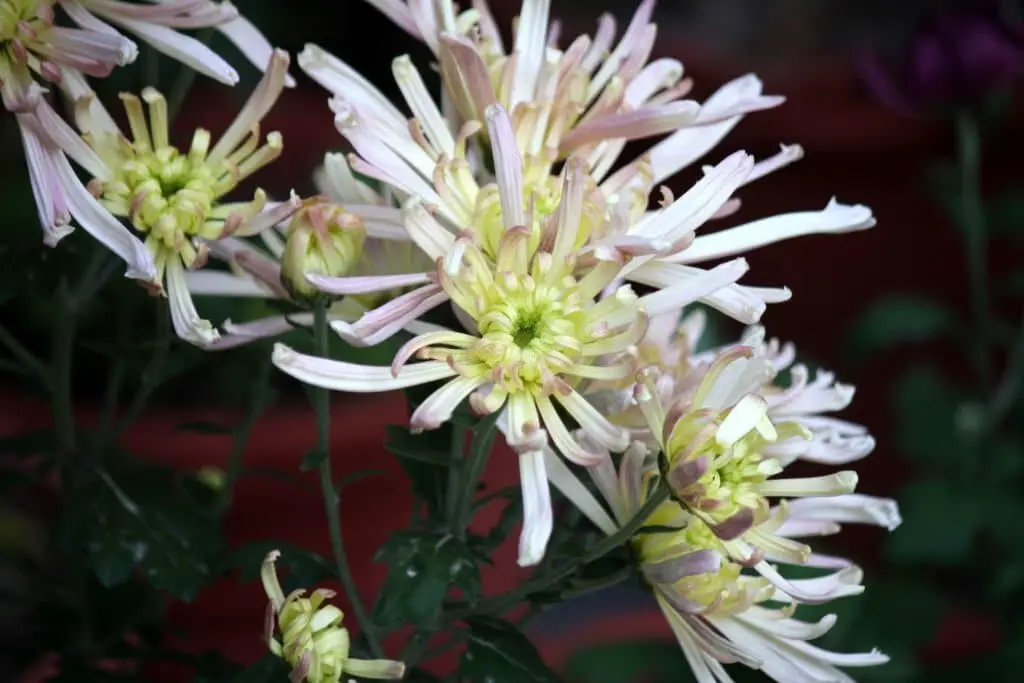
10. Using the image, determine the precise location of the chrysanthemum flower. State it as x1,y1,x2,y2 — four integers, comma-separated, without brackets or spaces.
271,105,749,565
298,0,876,340
261,550,405,683
51,49,298,344
562,446,892,682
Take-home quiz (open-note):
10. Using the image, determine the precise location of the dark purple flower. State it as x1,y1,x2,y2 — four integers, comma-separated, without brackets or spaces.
859,0,1024,115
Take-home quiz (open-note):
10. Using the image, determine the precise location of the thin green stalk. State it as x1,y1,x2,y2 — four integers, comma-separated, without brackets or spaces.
312,300,384,657
956,113,993,391
113,307,171,438
986,310,1024,429
219,351,274,513
452,420,496,536
448,479,670,620
444,423,468,527
52,281,77,455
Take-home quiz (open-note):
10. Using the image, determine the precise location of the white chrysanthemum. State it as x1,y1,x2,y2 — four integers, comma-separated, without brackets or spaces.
560,446,893,683
270,105,748,566
296,0,875,344
49,49,297,344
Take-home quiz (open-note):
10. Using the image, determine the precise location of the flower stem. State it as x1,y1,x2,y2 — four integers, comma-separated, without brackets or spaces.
220,351,274,514
956,113,993,392
312,300,384,657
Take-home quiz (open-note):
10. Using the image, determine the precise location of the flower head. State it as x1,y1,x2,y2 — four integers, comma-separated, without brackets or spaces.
261,550,405,683
59,49,299,345
554,442,895,683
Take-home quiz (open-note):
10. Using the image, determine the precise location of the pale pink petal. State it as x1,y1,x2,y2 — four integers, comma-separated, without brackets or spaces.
166,258,220,346
272,343,457,392
517,447,553,567
216,15,297,86
306,271,432,296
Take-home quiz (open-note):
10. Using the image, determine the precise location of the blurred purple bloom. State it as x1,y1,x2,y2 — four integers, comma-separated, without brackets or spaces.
859,0,1024,115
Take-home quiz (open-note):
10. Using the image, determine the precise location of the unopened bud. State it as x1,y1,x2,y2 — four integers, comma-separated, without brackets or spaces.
261,551,405,683
280,201,365,305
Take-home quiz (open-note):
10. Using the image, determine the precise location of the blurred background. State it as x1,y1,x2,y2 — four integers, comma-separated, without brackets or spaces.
3,0,1024,680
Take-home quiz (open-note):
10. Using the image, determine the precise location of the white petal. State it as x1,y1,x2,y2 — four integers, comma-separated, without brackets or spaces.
543,447,618,535
185,269,276,297
787,495,902,531
410,376,488,430
166,258,220,346
216,15,297,86
272,343,456,392
107,16,238,84
52,154,156,280
517,448,554,567
676,200,875,264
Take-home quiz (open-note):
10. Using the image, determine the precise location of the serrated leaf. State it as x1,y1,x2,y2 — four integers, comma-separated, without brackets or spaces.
60,461,223,601
373,531,481,631
886,479,980,565
460,617,560,683
848,296,954,356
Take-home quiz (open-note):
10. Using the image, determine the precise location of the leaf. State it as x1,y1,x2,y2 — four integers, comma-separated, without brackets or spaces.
892,366,974,470
847,296,954,357
460,617,560,683
234,541,333,592
229,653,289,682
386,424,451,517
59,460,224,601
886,479,980,565
372,531,481,631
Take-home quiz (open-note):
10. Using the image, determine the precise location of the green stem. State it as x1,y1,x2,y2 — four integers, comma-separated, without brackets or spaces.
956,113,993,391
113,307,171,438
220,351,274,513
445,423,468,528
452,422,496,536
986,310,1024,429
312,300,384,658
449,479,670,620
52,281,77,455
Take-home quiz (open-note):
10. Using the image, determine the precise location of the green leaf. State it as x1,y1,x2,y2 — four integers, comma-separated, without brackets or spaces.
234,541,333,592
847,296,954,357
892,365,974,470
59,460,224,601
886,479,981,565
229,653,289,682
565,640,686,683
460,617,560,683
372,531,481,631
386,424,451,517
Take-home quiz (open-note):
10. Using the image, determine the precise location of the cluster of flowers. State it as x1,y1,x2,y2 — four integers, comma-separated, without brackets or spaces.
4,0,901,680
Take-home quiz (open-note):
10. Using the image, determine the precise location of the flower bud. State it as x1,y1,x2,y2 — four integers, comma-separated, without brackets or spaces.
261,551,405,683
280,200,365,305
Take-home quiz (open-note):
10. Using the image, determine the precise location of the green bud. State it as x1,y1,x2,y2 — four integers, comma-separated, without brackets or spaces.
280,200,366,305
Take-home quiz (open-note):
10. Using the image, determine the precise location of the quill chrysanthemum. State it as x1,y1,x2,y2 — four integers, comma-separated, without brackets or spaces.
58,49,300,345
555,443,894,683
261,551,405,683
